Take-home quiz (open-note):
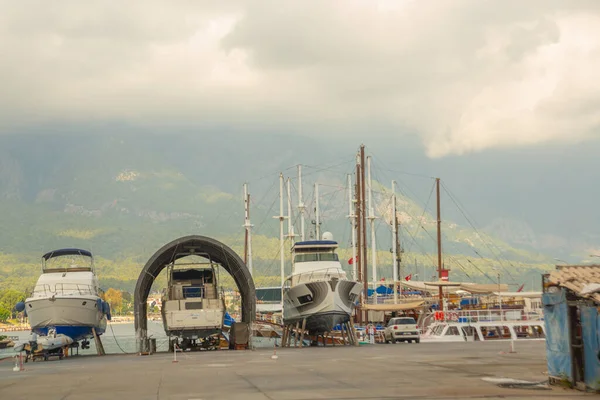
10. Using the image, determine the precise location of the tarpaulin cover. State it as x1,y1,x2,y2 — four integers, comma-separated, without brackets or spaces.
543,289,572,380
376,285,393,295
580,305,600,390
361,301,425,311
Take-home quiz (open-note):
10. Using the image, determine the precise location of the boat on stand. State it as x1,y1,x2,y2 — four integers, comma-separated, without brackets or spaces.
161,254,226,351
283,233,362,335
22,248,110,354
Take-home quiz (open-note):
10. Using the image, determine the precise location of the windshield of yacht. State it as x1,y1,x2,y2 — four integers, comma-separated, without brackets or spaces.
294,253,339,263
43,255,93,271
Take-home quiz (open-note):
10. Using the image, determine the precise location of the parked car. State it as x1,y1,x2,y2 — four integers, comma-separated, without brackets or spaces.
383,317,420,343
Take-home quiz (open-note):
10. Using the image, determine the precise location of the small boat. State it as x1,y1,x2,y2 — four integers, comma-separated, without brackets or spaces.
161,255,226,351
23,248,110,348
283,233,362,334
0,336,15,349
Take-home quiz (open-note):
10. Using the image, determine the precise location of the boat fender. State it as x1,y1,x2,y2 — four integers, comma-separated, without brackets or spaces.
15,302,25,312
103,302,111,321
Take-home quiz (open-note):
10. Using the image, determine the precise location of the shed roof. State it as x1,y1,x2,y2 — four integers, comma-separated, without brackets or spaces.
549,265,600,303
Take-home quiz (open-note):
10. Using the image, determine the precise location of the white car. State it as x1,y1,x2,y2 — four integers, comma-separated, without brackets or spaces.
383,317,420,343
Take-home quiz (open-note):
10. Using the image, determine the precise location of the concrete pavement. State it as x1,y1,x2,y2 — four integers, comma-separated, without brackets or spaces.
0,341,591,399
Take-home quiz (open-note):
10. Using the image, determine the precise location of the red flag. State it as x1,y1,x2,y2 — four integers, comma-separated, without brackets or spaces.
348,256,355,265
405,274,412,281
517,284,525,292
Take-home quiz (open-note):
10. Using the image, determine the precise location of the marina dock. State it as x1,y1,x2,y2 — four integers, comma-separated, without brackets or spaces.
0,341,591,399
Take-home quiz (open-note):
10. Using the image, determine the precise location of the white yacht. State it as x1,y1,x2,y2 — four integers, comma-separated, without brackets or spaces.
282,233,362,334
421,308,546,342
24,249,109,348
161,256,225,350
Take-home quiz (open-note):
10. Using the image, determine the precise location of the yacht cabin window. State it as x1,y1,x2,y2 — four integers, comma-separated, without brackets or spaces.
294,253,339,263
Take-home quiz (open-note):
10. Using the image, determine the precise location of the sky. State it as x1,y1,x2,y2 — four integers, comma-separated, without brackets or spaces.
1,1,600,261
1,0,600,159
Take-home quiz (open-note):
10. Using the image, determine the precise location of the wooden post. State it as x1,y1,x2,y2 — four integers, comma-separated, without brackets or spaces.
294,322,300,347
299,318,307,348
281,325,288,348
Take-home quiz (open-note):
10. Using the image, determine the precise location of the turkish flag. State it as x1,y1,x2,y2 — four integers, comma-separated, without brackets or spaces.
348,256,355,265
405,274,412,281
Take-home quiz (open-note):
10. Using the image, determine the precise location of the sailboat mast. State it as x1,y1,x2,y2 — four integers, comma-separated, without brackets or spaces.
298,165,305,241
436,177,443,310
243,183,249,265
355,151,363,324
391,180,398,304
348,174,357,281
314,183,321,239
360,146,368,307
367,155,377,290
286,177,295,242
277,174,286,298
243,183,253,275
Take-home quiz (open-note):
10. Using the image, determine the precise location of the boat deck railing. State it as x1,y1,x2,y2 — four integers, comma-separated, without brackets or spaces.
32,283,98,297
425,308,544,324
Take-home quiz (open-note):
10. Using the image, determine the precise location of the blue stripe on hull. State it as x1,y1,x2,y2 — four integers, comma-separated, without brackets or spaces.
34,326,105,342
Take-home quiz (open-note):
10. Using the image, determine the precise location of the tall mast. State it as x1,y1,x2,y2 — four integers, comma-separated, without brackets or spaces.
367,155,377,292
286,177,295,243
347,174,357,281
391,180,398,304
274,173,286,299
297,165,306,241
243,182,253,275
436,177,443,310
314,183,321,239
360,146,368,307
355,152,363,324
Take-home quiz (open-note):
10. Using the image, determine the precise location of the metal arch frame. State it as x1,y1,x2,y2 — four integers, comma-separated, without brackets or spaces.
134,235,256,351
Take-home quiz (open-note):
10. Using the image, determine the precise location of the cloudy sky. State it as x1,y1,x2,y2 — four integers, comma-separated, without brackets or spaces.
2,0,600,158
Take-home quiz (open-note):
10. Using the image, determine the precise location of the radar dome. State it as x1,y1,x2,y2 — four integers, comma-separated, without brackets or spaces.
322,232,334,241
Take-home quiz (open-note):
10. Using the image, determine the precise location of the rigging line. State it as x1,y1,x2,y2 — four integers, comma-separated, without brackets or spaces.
252,195,280,238
407,180,436,253
465,258,497,283
369,152,436,204
301,156,356,172
368,150,436,180
400,223,438,267
440,181,518,283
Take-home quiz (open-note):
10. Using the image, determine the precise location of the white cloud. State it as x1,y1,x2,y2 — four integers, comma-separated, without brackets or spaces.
1,1,599,157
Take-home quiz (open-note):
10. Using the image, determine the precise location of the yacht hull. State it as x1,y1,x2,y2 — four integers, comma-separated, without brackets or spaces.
283,279,362,334
25,296,107,341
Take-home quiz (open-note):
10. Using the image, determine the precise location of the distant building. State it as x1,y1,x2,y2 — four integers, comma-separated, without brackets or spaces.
542,265,600,392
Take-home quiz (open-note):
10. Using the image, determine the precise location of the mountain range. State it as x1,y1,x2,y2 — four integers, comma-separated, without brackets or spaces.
0,132,594,293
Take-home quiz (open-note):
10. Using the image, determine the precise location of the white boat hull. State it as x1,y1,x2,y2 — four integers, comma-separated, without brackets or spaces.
25,296,107,339
283,279,362,333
